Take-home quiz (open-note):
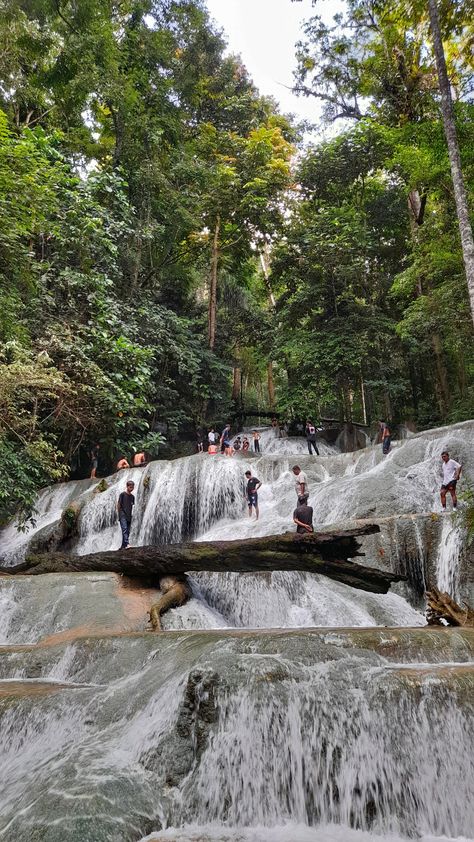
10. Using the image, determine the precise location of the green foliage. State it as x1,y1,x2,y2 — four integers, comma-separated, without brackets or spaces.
0,0,473,527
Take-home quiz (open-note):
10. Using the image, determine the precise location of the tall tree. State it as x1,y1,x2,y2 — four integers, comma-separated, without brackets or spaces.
427,0,474,325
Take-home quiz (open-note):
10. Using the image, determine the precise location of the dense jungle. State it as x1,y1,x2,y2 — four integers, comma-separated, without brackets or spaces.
1,0,473,523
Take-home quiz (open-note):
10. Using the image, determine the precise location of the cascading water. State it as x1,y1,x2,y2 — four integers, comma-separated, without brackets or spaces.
0,420,473,842
436,518,465,601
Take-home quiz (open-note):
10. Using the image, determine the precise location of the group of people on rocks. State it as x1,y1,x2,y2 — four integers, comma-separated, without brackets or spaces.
116,451,147,470
116,444,461,548
105,416,461,549
243,464,313,531
200,420,321,457
115,461,313,548
203,426,261,456
89,444,147,478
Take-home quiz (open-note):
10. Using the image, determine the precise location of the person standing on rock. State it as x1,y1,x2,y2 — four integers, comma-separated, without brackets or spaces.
292,465,309,498
220,424,231,454
196,429,205,453
378,420,391,455
244,470,262,520
440,451,462,511
252,430,261,453
90,443,100,478
293,494,314,534
305,419,320,455
117,480,135,549
222,425,233,456
208,427,217,448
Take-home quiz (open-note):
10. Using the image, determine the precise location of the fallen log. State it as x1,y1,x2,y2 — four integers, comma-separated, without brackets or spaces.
0,524,405,595
426,588,474,627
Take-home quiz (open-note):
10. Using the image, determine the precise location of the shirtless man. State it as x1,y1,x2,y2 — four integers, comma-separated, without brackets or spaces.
133,451,147,467
116,456,130,470
244,470,262,520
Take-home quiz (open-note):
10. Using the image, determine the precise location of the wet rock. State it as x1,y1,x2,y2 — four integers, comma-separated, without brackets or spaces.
142,668,219,788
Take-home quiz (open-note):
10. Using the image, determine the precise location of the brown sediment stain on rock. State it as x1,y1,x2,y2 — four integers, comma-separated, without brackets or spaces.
113,574,162,628
0,680,75,698
33,575,161,646
39,623,107,647
388,664,474,681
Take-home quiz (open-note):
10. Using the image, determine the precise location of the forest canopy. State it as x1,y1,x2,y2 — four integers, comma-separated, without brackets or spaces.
0,0,473,522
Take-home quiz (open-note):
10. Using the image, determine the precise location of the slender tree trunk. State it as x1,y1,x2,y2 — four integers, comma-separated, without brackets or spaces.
431,332,450,417
232,366,241,402
408,189,427,228
267,361,276,409
360,370,367,425
208,216,220,349
260,250,277,411
383,389,392,422
259,250,277,308
427,0,474,326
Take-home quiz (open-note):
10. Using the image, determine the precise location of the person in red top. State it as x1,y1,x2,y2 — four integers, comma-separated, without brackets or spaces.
378,420,391,455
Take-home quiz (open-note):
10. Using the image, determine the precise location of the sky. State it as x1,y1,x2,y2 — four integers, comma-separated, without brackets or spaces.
204,0,342,128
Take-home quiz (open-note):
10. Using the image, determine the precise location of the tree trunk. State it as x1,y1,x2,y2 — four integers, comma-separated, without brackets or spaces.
259,249,276,309
427,0,474,326
426,587,474,627
232,366,241,402
267,361,276,410
431,332,450,417
360,370,367,425
2,525,407,595
208,216,220,349
408,189,427,228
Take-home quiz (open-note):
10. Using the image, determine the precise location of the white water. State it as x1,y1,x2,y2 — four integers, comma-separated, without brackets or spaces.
0,630,472,842
143,828,471,842
436,518,465,600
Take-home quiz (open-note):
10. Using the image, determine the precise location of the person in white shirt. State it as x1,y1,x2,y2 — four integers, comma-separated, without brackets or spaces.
292,465,309,498
440,451,462,511
208,428,216,445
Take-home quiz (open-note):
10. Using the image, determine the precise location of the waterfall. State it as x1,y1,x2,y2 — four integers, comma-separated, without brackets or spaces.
175,664,473,836
436,518,465,600
0,478,94,566
1,421,473,841
0,630,472,841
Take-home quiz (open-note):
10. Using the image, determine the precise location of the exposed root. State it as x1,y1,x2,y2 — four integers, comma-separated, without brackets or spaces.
148,575,192,631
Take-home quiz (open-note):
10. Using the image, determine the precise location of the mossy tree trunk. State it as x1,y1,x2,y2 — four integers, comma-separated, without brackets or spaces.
3,524,407,595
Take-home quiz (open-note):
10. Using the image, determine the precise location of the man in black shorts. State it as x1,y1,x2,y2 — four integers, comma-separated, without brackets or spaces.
440,451,462,511
244,470,262,520
117,480,135,548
